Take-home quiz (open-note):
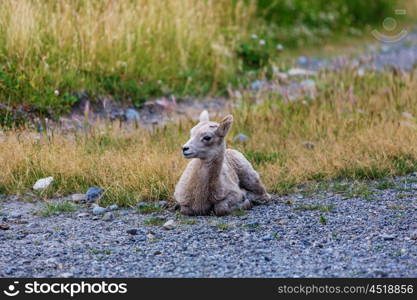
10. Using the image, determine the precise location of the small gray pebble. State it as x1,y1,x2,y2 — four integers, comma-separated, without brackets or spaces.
9,212,22,218
77,213,89,218
4,267,13,275
262,235,273,241
127,229,138,235
381,234,396,241
107,204,119,211
92,206,106,215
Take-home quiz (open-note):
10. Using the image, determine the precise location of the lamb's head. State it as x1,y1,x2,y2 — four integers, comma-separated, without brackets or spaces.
181,110,233,160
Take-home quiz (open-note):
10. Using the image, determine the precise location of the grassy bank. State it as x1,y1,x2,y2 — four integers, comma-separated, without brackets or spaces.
0,0,404,117
0,0,255,114
2,69,417,205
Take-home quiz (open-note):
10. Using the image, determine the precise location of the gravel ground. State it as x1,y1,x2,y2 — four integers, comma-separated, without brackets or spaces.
1,176,416,278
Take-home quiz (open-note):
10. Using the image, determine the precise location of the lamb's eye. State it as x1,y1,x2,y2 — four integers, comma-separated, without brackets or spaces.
202,136,212,141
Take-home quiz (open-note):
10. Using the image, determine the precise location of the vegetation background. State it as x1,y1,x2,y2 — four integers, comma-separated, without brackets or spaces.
0,0,405,114
2,0,417,206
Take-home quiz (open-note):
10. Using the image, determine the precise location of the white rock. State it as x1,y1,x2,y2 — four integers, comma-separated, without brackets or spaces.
107,204,119,211
77,213,89,218
60,272,73,278
381,233,396,241
71,194,87,202
147,233,155,240
276,44,284,51
103,212,114,221
287,68,317,77
163,220,176,230
33,177,54,190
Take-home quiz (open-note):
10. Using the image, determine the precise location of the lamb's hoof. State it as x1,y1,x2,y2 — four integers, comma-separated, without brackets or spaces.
180,206,195,216
251,193,271,206
214,202,231,216
240,198,252,210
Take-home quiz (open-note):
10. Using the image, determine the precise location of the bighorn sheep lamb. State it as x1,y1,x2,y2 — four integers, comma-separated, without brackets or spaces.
174,110,270,216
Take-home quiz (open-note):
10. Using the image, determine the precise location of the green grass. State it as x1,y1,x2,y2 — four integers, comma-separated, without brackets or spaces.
272,233,281,240
137,203,163,214
244,150,281,166
89,249,112,255
345,184,375,200
216,223,232,231
387,205,407,210
0,0,407,122
232,209,248,216
293,204,335,213
36,201,78,217
176,213,198,225
332,182,351,194
376,179,397,190
396,193,413,199
374,245,384,251
319,215,327,225
241,223,260,229
255,0,403,47
179,218,197,225
143,217,165,226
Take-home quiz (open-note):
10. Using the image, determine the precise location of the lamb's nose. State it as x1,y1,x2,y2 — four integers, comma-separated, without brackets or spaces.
182,146,189,153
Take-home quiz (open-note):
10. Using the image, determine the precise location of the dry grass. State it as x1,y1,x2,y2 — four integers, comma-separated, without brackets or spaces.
2,70,417,204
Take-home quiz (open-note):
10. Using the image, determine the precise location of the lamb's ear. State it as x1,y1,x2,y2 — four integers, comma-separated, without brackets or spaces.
199,110,209,122
216,115,233,137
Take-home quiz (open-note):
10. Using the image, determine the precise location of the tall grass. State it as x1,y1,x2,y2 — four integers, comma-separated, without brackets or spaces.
255,0,405,47
0,0,255,112
2,69,417,204
0,0,407,116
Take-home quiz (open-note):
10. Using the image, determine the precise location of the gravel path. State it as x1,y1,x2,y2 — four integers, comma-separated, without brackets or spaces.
1,176,416,278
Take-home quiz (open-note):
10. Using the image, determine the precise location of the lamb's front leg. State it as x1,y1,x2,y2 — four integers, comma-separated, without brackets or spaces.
180,205,196,216
213,201,230,216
